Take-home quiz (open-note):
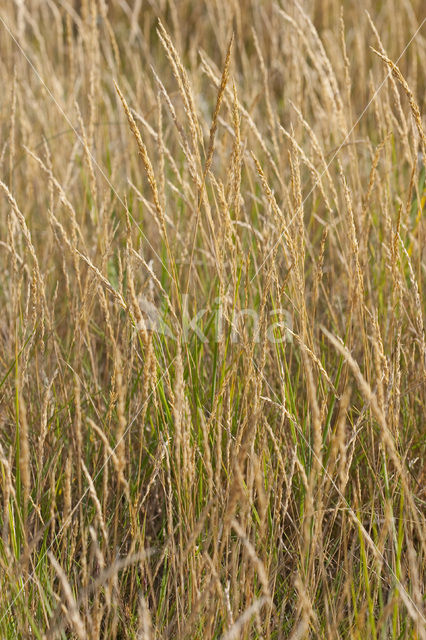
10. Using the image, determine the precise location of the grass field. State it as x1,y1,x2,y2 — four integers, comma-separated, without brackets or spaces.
0,1,425,638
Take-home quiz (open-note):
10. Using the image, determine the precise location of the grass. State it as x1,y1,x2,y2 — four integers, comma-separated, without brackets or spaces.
0,0,425,638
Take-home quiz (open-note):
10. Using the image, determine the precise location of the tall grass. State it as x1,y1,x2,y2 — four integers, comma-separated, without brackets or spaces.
0,1,425,638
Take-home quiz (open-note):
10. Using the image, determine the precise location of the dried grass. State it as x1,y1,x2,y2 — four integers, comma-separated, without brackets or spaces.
0,2,424,639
